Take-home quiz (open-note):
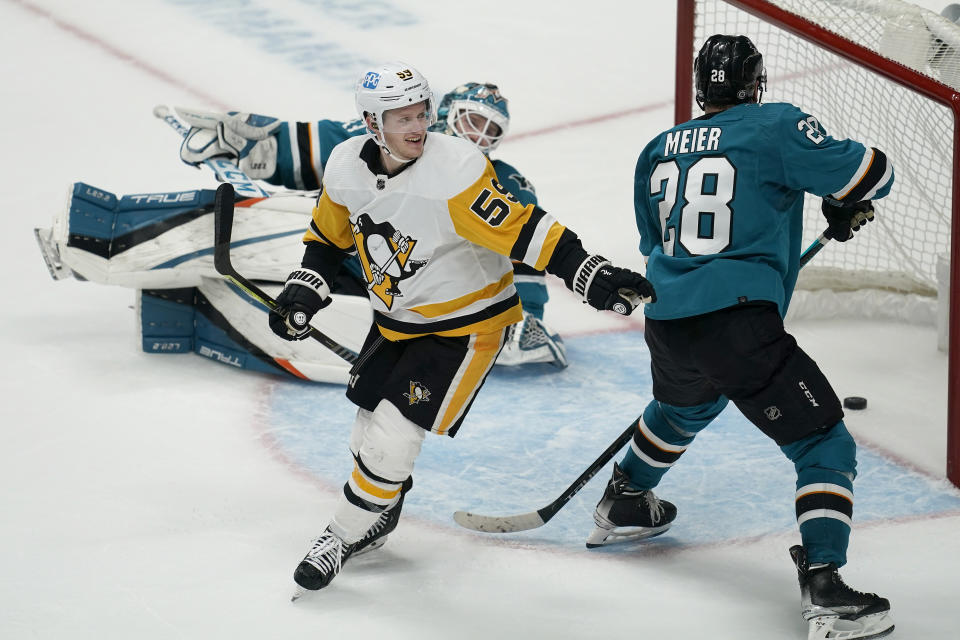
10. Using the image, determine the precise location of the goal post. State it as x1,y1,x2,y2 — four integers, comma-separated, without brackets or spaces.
675,0,960,488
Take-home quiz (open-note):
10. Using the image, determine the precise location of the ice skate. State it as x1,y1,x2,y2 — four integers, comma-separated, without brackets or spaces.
291,528,355,600
789,545,894,640
353,476,412,556
586,463,676,548
495,312,568,368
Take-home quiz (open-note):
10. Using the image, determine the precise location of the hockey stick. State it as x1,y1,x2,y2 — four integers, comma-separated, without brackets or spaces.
213,182,358,365
799,232,829,269
453,230,833,534
453,420,636,533
367,236,410,291
152,105,271,199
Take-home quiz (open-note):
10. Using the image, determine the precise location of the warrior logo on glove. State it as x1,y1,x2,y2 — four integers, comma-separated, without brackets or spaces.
352,214,428,308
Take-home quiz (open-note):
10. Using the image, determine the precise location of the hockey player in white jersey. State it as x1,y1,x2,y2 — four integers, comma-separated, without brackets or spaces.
275,61,655,596
34,81,566,380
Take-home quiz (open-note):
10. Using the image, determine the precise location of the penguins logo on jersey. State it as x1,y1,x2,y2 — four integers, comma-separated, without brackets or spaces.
403,381,431,405
352,213,428,309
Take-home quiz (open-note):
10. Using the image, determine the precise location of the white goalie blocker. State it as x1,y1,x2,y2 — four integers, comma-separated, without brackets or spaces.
36,183,370,384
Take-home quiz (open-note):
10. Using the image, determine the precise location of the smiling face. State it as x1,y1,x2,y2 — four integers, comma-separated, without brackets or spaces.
376,100,431,168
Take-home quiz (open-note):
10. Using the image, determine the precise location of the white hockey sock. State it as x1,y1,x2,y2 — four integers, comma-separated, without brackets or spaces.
329,497,382,544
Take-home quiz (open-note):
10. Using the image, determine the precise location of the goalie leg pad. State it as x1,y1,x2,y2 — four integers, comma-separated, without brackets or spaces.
495,313,568,368
138,288,198,354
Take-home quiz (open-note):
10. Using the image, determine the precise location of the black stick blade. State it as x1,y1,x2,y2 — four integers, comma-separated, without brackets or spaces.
452,421,636,533
213,182,235,276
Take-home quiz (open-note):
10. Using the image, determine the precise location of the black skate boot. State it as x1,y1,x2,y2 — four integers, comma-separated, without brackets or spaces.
789,545,894,639
353,476,413,556
586,462,677,548
291,527,355,599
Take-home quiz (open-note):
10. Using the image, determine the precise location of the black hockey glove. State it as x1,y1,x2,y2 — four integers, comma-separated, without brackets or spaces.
574,255,656,316
821,199,875,242
268,268,332,341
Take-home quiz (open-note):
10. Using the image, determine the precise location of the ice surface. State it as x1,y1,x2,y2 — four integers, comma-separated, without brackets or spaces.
2,1,958,638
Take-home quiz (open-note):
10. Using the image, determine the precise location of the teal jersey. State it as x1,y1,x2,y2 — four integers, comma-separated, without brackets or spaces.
635,102,893,320
270,119,366,190
492,158,538,207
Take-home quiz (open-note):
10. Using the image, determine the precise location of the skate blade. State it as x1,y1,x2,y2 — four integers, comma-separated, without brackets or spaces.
807,612,894,640
352,536,387,557
585,523,671,548
291,586,310,602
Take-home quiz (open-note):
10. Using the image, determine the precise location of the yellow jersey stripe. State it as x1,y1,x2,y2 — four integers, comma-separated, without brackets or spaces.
532,222,566,271
448,160,538,256
408,270,514,318
376,299,522,341
436,330,504,435
351,465,402,501
302,188,354,249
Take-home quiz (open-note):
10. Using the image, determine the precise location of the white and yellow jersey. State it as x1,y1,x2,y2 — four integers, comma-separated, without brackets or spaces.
304,134,566,340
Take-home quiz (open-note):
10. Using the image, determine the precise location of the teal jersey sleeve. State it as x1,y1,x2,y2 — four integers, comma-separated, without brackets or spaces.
491,158,538,207
773,104,894,203
633,102,894,321
268,118,367,191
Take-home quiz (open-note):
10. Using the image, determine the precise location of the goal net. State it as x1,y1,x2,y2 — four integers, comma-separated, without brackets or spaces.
676,0,960,486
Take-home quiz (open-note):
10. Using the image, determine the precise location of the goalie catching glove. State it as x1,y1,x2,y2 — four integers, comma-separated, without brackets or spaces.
574,255,656,315
821,199,875,242
268,269,332,341
177,106,281,180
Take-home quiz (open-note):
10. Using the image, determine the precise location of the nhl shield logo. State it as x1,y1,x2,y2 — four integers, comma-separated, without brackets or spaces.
404,381,431,405
764,405,782,421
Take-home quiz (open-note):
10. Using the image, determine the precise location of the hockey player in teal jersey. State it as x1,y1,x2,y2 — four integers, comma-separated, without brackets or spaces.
586,35,894,640
178,82,566,367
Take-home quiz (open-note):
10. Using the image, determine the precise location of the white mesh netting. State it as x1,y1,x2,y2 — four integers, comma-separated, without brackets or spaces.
691,0,958,296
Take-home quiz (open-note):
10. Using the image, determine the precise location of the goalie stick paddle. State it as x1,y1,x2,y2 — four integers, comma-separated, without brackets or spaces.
212,183,358,365
454,232,833,534
453,420,636,533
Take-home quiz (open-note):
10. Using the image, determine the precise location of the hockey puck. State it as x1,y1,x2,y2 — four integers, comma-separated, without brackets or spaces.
843,396,867,410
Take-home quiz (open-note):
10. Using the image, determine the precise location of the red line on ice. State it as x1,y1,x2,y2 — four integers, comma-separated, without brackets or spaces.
9,0,229,110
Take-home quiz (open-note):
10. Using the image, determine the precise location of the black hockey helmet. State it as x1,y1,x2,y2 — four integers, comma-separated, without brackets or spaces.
694,34,766,108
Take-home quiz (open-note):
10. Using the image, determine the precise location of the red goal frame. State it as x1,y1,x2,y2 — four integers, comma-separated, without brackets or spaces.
675,0,960,488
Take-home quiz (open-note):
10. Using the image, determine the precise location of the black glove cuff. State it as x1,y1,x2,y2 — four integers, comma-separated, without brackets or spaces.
286,268,330,298
573,254,611,302
279,268,330,315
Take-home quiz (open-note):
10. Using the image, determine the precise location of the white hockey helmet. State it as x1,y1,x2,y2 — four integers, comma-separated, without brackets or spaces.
355,62,436,147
